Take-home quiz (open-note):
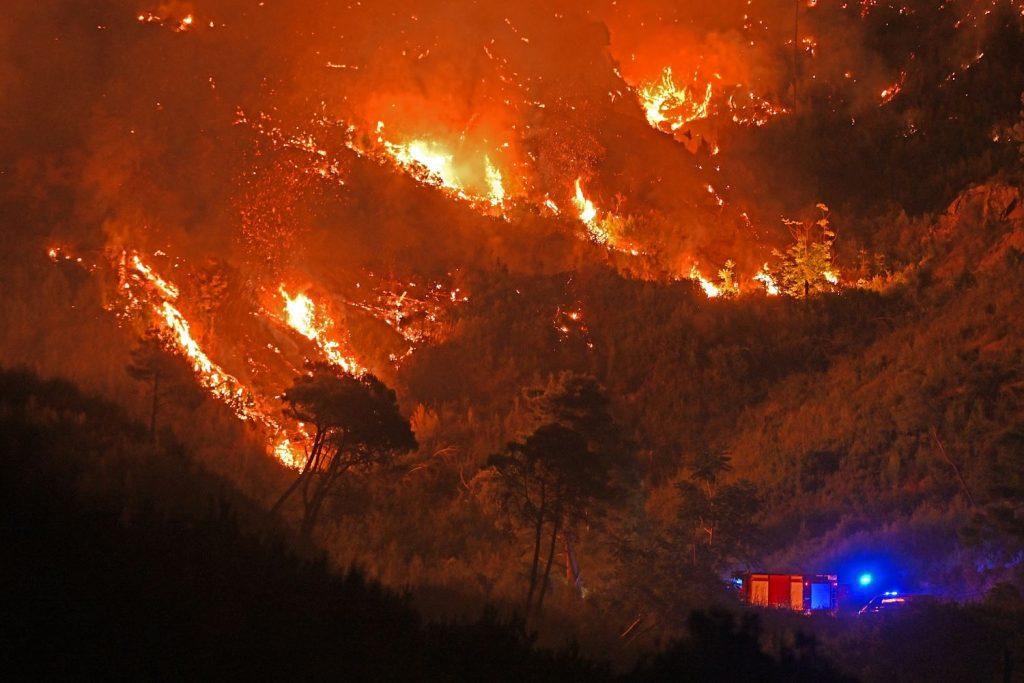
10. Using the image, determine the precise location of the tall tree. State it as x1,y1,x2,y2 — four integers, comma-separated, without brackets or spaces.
676,451,759,570
272,363,417,536
487,374,634,619
488,422,614,619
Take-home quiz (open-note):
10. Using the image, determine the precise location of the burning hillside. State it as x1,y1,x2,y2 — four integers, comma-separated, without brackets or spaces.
4,1,1024,676
6,0,1023,480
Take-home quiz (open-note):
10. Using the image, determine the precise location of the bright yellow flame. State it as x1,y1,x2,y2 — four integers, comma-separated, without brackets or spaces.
484,156,505,206
279,286,362,375
639,67,714,132
385,139,461,190
753,264,780,295
572,177,616,246
273,437,306,470
573,178,598,226
377,131,507,209
823,270,839,285
689,265,721,298
131,254,179,300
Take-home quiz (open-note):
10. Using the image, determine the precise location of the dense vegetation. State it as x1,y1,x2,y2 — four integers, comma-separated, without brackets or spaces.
2,369,859,679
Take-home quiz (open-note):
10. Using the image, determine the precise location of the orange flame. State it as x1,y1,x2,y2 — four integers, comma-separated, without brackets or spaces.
279,286,363,375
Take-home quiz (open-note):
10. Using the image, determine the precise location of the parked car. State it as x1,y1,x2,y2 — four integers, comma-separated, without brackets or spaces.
858,591,937,615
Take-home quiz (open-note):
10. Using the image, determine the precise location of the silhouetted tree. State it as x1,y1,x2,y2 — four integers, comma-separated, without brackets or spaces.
521,373,636,603
272,363,416,536
125,331,199,442
489,423,614,619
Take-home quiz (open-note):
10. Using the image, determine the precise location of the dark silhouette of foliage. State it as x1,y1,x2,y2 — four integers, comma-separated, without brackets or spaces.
273,363,417,536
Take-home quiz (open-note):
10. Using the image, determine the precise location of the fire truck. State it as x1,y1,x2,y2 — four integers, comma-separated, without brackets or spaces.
734,572,839,613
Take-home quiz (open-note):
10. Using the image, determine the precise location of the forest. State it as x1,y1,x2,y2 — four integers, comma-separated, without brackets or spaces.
3,0,1024,679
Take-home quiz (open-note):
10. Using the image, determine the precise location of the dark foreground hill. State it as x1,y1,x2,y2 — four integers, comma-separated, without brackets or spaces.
0,369,850,681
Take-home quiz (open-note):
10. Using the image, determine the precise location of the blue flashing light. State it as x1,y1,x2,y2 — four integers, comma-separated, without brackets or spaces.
884,590,899,596
858,573,873,587
732,577,743,587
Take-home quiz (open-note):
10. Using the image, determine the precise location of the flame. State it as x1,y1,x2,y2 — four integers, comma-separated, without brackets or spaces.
753,264,780,295
689,265,721,298
375,125,507,210
273,437,307,470
880,71,906,105
573,178,613,245
123,253,268,427
485,156,505,206
638,67,713,132
120,252,313,468
384,139,461,191
823,269,840,285
279,286,362,375
130,254,179,300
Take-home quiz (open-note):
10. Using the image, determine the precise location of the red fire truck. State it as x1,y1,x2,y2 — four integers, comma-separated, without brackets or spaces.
734,572,839,613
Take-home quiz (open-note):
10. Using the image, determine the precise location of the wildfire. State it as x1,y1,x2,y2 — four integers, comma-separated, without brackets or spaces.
120,252,272,428
375,124,508,211
638,67,713,132
753,264,780,295
879,71,906,105
573,178,611,245
485,157,505,206
689,265,721,298
279,286,363,375
383,138,462,192
273,437,307,470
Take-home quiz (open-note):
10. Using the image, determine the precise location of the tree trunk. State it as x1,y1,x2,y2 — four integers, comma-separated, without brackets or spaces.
270,429,324,515
300,467,336,536
535,511,562,616
299,439,349,537
525,487,546,619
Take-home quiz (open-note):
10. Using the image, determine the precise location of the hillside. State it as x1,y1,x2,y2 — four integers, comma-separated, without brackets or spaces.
729,183,1024,595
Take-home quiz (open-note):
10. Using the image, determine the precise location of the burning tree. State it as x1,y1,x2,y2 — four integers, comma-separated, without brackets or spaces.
774,204,839,298
271,363,417,536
